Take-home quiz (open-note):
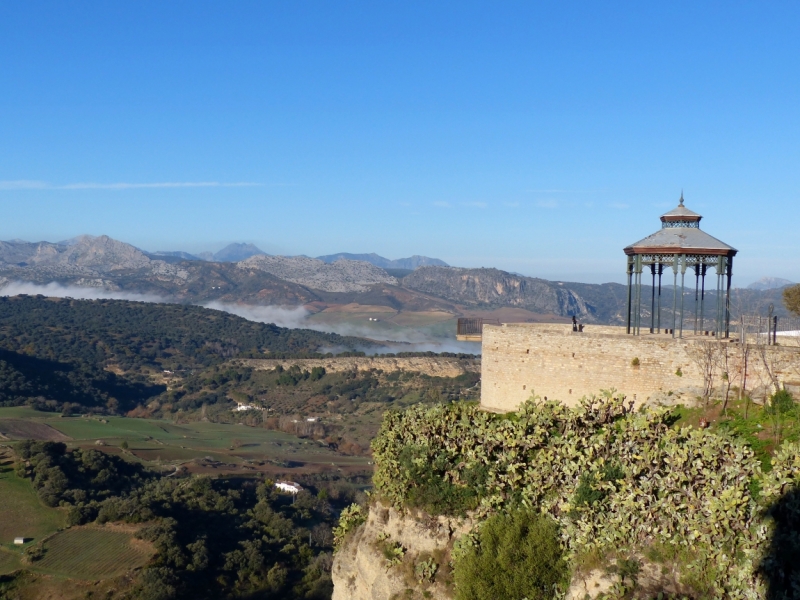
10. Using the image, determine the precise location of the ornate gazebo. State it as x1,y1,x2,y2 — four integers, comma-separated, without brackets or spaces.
623,194,737,338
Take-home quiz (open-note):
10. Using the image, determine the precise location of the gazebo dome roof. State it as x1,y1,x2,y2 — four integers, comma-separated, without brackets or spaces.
624,194,737,257
660,194,702,223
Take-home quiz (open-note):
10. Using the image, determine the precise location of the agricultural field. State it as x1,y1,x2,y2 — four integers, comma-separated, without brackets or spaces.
31,525,154,580
0,406,54,420
0,419,69,441
0,447,65,550
0,549,20,575
0,407,371,477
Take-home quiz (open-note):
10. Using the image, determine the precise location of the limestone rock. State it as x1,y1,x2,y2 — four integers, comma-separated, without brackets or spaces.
239,356,480,378
403,266,594,320
332,504,471,600
239,255,397,293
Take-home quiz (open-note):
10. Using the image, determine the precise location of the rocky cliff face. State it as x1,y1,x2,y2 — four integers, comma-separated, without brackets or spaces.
240,255,398,292
0,235,151,273
403,266,594,320
333,505,683,600
239,356,480,378
332,504,471,600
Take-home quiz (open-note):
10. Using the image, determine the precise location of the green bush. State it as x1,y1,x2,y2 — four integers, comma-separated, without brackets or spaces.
398,445,483,516
405,472,479,516
24,543,45,562
572,472,605,510
453,510,568,600
766,389,795,416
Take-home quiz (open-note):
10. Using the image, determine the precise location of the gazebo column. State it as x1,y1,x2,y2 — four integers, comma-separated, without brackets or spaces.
649,263,656,333
699,263,707,333
635,255,643,335
714,257,725,337
656,263,663,332
679,255,687,338
692,264,698,334
671,255,679,338
725,256,733,338
625,256,634,334
633,260,639,335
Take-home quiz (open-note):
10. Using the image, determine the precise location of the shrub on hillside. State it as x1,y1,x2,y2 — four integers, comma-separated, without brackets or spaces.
453,509,568,600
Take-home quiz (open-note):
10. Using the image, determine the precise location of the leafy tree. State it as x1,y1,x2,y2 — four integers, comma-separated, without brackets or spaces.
784,284,800,317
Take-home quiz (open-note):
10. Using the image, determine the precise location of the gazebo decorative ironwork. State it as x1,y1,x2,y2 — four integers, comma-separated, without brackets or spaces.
623,194,737,338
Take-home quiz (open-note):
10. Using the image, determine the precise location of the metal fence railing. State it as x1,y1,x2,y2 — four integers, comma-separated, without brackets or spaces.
738,313,800,345
457,318,501,337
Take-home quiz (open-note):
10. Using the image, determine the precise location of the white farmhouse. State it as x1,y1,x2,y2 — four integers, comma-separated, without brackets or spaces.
233,402,260,412
274,481,303,495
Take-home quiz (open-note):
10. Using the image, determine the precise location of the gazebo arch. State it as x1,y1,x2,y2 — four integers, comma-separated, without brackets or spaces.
623,194,737,338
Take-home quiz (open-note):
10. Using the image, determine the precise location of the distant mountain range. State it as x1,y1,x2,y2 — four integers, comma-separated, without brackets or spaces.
0,235,793,325
152,245,447,270
154,242,267,263
316,252,448,270
150,250,204,262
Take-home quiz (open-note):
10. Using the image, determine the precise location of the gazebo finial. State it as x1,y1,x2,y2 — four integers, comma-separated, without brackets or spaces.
679,190,684,206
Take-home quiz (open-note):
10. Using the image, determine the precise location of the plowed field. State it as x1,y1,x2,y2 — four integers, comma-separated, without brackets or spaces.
34,526,154,580
0,419,70,441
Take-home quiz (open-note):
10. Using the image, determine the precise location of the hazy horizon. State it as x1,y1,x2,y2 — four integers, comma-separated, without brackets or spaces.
0,231,793,289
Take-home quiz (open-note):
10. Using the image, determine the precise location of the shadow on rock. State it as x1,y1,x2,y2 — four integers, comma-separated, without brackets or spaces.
760,486,800,599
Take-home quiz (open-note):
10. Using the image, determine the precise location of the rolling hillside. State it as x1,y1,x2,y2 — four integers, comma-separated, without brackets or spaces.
0,296,378,413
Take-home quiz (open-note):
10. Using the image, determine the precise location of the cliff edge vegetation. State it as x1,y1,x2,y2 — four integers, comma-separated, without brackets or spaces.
335,393,800,599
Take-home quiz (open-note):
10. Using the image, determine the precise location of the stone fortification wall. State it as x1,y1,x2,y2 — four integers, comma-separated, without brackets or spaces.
481,323,800,412
237,356,480,379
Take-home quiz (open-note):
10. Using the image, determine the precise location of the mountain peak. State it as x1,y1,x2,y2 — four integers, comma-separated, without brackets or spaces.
213,243,266,262
0,234,151,272
747,277,794,291
58,234,96,246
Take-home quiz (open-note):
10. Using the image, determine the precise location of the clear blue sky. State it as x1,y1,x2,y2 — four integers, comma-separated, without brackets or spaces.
1,2,798,285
